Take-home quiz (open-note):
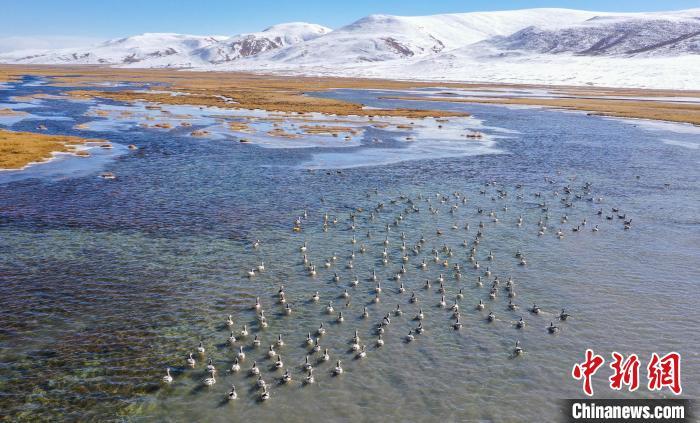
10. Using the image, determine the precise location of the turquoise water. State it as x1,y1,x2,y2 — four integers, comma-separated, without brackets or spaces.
0,77,698,422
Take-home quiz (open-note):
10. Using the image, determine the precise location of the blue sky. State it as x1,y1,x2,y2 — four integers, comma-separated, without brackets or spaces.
2,0,698,51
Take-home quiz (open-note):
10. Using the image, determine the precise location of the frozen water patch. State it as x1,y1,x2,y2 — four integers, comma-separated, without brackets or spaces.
662,139,699,150
604,116,700,135
300,139,504,169
0,142,129,184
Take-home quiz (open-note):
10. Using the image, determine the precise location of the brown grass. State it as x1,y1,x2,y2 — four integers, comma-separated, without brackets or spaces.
0,129,102,169
0,65,471,118
190,129,210,137
1,65,698,125
228,121,251,132
384,96,700,126
266,128,300,138
300,125,360,135
0,108,27,116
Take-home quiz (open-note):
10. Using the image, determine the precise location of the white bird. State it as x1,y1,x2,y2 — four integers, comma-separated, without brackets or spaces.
203,370,216,386
333,360,343,375
514,340,524,355
305,369,315,384
302,354,314,371
376,334,384,347
260,386,270,401
228,384,238,400
162,367,173,383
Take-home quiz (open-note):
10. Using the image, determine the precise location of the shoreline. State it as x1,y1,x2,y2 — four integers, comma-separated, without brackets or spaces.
2,65,698,125
0,128,106,170
379,95,700,126
1,65,699,170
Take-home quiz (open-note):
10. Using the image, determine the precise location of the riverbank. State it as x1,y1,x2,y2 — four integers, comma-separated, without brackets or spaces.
0,129,103,170
2,65,699,125
380,95,700,126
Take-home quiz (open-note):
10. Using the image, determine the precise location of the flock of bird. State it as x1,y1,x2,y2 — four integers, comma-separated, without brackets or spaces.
160,176,632,404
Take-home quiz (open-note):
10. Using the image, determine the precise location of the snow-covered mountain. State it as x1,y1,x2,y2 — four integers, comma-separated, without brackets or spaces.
257,9,600,65
0,8,698,89
478,15,700,56
1,33,228,67
194,23,331,64
0,23,330,67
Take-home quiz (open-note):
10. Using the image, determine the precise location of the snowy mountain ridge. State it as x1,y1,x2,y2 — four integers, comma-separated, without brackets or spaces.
0,8,697,89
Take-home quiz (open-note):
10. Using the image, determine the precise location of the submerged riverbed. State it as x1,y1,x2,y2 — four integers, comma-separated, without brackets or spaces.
0,76,698,422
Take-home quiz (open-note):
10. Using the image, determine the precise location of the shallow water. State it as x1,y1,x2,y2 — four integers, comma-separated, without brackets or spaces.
0,77,698,422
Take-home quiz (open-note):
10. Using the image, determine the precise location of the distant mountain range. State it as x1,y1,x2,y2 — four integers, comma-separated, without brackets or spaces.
1,8,698,89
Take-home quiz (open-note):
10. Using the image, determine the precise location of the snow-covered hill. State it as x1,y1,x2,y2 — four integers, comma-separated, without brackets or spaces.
0,33,228,67
479,15,700,56
194,23,331,64
256,9,600,65
0,23,330,67
0,8,698,89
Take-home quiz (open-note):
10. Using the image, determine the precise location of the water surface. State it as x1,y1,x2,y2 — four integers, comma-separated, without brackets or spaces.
0,76,698,422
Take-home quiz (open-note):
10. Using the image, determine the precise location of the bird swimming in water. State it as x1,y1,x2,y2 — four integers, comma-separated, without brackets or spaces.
514,340,523,355
376,334,384,347
203,369,216,386
228,384,238,400
230,357,241,373
559,308,571,320
162,367,173,383
304,368,315,384
333,360,343,375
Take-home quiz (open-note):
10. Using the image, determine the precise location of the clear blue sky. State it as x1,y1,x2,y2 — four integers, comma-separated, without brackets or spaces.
2,0,698,42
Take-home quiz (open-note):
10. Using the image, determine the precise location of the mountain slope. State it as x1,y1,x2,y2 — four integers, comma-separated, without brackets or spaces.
0,23,331,67
0,8,697,89
195,23,331,64
1,33,227,67
254,8,601,65
479,15,700,56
